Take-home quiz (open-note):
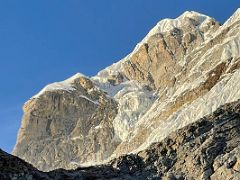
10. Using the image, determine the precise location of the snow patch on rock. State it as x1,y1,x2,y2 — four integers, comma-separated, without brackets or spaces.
32,73,87,98
93,63,157,141
113,83,156,141
79,95,99,105
94,74,157,141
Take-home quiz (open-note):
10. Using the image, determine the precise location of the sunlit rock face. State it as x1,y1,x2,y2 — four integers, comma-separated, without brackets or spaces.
13,9,240,172
13,74,119,171
113,8,240,156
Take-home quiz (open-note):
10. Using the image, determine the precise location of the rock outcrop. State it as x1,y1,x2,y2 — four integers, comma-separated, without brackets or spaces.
3,100,240,179
13,9,240,172
13,74,119,171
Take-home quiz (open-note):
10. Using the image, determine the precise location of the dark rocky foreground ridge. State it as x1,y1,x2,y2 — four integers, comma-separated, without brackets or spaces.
2,100,240,179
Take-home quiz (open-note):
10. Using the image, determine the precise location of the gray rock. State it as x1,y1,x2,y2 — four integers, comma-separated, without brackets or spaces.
2,100,240,179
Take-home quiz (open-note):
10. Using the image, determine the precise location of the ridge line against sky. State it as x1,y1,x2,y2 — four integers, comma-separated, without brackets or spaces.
0,1,239,153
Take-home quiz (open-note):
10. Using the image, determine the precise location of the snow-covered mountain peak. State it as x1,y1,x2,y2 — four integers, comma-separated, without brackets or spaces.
179,10,208,19
64,72,87,83
143,11,211,40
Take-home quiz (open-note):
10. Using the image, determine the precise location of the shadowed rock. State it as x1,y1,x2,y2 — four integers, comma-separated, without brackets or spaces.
2,100,240,179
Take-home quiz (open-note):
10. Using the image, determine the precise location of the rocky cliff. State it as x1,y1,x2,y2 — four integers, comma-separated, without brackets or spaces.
13,74,120,171
3,100,240,179
13,8,240,172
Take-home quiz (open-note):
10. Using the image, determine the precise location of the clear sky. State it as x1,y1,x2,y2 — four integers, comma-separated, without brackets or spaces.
0,1,239,153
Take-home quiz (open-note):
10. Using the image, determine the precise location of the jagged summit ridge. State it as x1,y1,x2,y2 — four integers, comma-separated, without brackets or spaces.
31,10,216,100
144,10,212,38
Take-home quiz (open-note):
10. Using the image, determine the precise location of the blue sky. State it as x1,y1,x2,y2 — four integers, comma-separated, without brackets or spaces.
0,1,239,153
